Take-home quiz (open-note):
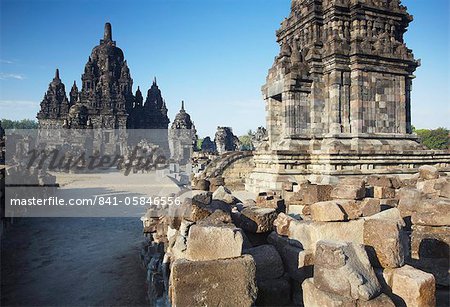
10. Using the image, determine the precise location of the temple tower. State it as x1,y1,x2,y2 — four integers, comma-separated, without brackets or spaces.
246,0,450,192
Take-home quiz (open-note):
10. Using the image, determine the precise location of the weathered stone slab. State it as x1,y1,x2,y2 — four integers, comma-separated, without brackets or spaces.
302,278,357,307
197,209,232,226
364,208,405,228
296,183,333,205
192,191,212,205
411,198,450,226
240,206,278,233
366,176,394,188
273,212,295,236
310,200,345,222
170,255,257,307
364,219,404,268
397,187,422,218
360,198,381,217
185,224,243,261
439,180,450,198
194,178,210,191
287,219,365,252
331,184,366,200
373,187,395,199
418,165,439,180
244,244,284,281
417,178,447,197
314,240,381,301
212,186,239,205
380,265,436,307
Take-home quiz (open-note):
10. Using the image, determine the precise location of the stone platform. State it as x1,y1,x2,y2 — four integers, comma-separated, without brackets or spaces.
246,135,450,192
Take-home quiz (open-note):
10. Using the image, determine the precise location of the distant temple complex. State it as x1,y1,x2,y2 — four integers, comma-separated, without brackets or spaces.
37,23,169,130
247,0,450,191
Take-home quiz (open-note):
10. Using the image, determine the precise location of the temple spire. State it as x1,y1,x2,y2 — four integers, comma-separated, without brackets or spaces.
104,22,112,41
181,100,185,111
153,77,157,86
55,68,60,80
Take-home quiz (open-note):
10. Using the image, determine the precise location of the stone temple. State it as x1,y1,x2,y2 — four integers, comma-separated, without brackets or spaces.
37,23,169,130
247,0,450,192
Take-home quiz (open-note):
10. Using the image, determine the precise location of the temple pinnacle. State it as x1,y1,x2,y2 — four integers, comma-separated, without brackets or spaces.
104,22,112,41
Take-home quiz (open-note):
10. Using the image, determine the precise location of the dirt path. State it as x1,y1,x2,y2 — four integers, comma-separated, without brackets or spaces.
1,218,148,306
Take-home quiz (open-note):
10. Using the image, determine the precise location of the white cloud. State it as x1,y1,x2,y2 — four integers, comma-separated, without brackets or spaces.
0,100,39,120
0,73,26,80
0,59,14,64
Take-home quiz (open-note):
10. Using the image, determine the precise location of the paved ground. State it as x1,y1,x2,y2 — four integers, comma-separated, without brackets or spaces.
1,217,148,306
1,171,183,306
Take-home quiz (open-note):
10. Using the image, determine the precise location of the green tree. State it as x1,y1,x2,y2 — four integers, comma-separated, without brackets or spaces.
1,119,38,129
414,127,449,150
239,130,254,151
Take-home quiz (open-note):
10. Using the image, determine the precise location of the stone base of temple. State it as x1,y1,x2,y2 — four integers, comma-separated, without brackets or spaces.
245,135,450,193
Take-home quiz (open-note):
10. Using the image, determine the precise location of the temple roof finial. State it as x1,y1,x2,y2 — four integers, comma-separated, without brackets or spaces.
104,22,112,41
181,100,185,111
55,68,60,79
153,77,157,85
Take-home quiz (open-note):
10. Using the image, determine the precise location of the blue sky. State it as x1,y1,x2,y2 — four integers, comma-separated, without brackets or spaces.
0,0,448,137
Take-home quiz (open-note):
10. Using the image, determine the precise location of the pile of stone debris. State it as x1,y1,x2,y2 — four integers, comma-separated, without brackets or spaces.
140,165,449,306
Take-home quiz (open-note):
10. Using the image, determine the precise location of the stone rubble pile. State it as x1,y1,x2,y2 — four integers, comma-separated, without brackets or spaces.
140,165,448,306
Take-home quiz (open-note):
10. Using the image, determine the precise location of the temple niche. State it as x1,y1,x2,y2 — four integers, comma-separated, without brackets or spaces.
247,0,450,192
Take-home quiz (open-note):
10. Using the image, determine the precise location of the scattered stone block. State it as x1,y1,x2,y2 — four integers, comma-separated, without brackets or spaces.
287,219,365,252
360,198,381,217
170,255,257,307
298,183,333,205
244,244,284,281
209,177,225,192
273,212,294,236
364,219,404,268
419,165,439,180
331,184,366,200
373,187,395,199
314,240,381,301
192,191,212,205
380,265,436,307
411,198,450,226
185,224,243,261
340,177,366,187
397,187,422,218
198,209,232,226
240,206,278,233
364,208,405,228
310,200,346,222
256,191,286,212
380,198,398,208
212,186,239,205
302,278,357,307
439,180,450,198
194,178,210,191
417,178,447,197
366,176,393,188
